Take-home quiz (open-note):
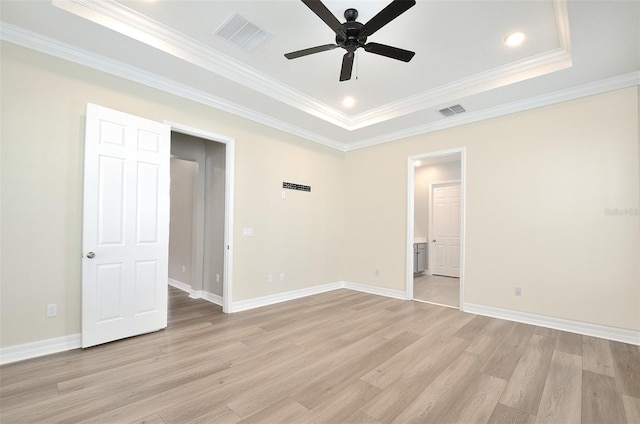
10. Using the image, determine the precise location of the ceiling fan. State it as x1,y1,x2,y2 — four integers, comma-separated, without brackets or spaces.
284,0,417,81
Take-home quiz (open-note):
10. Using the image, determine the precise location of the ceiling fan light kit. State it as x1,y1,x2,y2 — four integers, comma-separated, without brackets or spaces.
284,0,417,81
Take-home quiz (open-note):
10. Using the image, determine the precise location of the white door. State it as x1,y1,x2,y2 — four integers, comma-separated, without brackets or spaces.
431,183,461,277
82,103,170,348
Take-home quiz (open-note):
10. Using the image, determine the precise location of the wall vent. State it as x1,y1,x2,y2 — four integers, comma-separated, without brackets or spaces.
439,104,466,117
215,13,271,52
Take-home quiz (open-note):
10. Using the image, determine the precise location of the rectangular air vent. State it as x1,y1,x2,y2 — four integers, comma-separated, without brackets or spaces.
215,13,271,52
439,104,466,117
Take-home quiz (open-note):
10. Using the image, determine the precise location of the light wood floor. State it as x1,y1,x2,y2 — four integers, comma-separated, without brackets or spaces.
413,274,460,308
2,287,639,424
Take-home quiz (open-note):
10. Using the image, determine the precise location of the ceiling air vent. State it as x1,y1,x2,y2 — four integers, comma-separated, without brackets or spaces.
215,13,272,52
439,104,466,117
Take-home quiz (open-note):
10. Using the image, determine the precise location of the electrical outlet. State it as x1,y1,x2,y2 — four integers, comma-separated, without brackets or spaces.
47,304,57,317
182,265,186,273
216,274,220,283
280,273,285,282
268,274,273,283
515,287,522,296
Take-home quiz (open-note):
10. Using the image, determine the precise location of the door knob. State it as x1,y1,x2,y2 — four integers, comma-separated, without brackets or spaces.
86,252,96,259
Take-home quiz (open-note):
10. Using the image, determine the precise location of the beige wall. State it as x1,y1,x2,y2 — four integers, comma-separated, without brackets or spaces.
345,87,639,331
0,43,345,348
1,41,638,350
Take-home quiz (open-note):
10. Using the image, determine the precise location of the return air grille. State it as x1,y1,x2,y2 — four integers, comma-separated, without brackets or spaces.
439,104,466,117
215,13,272,52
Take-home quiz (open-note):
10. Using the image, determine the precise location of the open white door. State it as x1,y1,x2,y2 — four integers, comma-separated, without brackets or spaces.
82,103,170,348
432,182,461,277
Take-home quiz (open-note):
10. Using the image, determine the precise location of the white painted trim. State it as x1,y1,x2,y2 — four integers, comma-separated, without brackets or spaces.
165,122,234,145
230,282,344,313
553,0,572,55
0,334,81,365
345,72,640,151
343,281,406,300
406,159,417,301
202,292,224,307
168,278,192,293
168,279,223,306
168,278,202,299
347,48,572,130
0,23,344,151
51,0,351,130
49,0,572,131
464,303,640,346
189,290,203,300
167,122,235,314
223,139,235,314
4,287,638,365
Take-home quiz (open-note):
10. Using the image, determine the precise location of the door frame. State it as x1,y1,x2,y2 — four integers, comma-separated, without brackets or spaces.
406,147,466,311
429,180,461,277
166,121,235,314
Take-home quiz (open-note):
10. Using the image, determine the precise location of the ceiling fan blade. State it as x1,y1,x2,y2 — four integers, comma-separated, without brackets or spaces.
339,52,354,81
360,0,416,37
301,0,346,38
285,44,338,59
364,42,415,62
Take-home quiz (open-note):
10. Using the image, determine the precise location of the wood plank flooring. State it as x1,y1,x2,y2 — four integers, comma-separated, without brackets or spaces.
1,287,639,424
413,274,460,308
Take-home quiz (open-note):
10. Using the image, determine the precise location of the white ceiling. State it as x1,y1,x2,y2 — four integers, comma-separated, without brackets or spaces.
1,0,638,151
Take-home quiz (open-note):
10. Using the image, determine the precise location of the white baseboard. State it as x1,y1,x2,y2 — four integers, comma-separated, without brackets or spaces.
169,279,223,306
344,281,407,300
202,291,223,306
464,303,640,346
229,281,406,313
5,285,637,365
0,333,81,365
168,278,192,293
230,282,343,313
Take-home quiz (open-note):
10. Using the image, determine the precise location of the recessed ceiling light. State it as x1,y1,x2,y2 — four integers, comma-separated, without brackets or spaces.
505,31,526,47
342,96,355,108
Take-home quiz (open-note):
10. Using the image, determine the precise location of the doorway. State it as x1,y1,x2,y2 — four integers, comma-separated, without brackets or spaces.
168,122,235,313
406,148,465,310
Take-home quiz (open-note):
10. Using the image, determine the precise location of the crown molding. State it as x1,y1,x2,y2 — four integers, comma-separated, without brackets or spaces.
344,71,640,151
0,22,346,151
51,0,573,132
347,48,572,130
51,0,352,129
3,21,636,154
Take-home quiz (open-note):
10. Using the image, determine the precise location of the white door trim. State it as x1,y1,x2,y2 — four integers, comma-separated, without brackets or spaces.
406,148,466,311
165,121,235,314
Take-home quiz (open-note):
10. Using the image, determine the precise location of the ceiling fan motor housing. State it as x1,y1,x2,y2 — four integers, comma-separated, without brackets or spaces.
337,17,366,52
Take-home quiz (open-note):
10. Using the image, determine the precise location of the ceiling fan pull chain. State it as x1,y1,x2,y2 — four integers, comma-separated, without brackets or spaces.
355,51,359,80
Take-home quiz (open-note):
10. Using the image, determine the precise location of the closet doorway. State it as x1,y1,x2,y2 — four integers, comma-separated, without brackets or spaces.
168,124,234,313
